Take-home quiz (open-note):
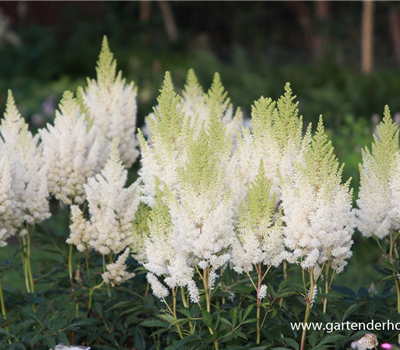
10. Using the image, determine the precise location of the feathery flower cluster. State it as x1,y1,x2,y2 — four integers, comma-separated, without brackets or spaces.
258,285,268,300
0,91,50,246
147,272,169,299
140,73,237,298
229,83,306,213
79,37,139,168
68,142,140,255
139,71,241,206
308,286,317,308
102,248,135,286
140,76,356,300
181,70,243,147
281,117,355,273
232,161,284,273
356,106,400,239
40,91,106,205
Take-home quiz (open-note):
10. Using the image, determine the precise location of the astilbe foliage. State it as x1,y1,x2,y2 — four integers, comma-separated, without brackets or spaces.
39,91,106,206
281,117,355,273
0,91,50,246
78,36,139,168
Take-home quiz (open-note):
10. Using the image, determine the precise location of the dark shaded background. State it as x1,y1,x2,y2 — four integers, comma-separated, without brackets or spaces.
0,0,398,290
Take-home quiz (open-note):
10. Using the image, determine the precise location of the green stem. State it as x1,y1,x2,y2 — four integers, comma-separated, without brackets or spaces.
323,264,329,313
87,281,105,314
0,274,11,344
300,268,315,350
172,288,183,339
256,262,262,344
27,230,34,293
20,235,31,294
68,245,74,284
180,287,194,333
389,232,400,344
203,267,218,350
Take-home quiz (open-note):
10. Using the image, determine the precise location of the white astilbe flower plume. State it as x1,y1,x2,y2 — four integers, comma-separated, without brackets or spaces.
0,152,13,247
167,122,234,272
0,91,50,246
68,142,140,254
281,117,355,274
140,72,240,303
144,183,193,289
79,36,139,168
228,84,306,216
258,285,268,300
181,70,242,147
138,72,193,207
357,106,400,239
139,71,242,207
187,279,200,303
143,70,242,149
147,272,169,299
232,160,285,273
308,286,317,308
40,91,106,205
102,248,135,286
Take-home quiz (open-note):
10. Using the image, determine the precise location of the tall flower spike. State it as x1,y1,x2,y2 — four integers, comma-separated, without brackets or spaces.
229,83,306,217
40,91,106,205
181,70,243,147
68,141,140,254
232,160,285,273
144,182,193,289
167,123,235,272
357,105,400,239
0,91,51,238
139,72,193,207
79,36,139,168
281,117,355,273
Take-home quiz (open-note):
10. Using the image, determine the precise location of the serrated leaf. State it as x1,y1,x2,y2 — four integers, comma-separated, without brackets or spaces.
165,335,200,350
202,310,213,328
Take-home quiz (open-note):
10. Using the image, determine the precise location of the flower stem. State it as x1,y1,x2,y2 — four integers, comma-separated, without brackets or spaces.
203,267,218,350
87,281,105,314
68,245,74,284
323,264,329,313
172,288,184,339
0,274,11,344
389,232,400,344
300,268,314,350
256,262,262,344
27,230,34,293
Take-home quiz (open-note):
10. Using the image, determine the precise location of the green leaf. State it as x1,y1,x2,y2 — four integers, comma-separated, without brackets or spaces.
141,319,170,328
230,308,238,328
243,305,254,321
134,327,146,350
284,337,299,350
220,318,232,327
317,334,344,346
165,335,200,350
57,332,69,346
202,310,213,328
44,336,56,350
343,303,366,321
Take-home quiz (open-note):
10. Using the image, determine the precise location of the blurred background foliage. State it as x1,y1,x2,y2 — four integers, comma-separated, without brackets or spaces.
0,1,399,291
